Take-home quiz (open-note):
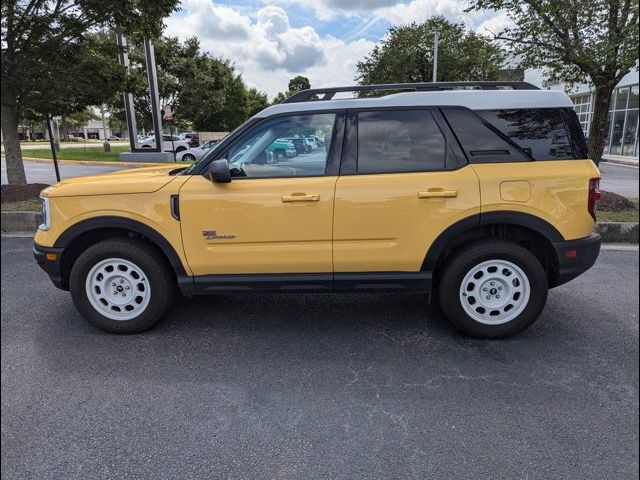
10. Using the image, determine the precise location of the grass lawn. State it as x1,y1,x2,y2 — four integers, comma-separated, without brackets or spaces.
598,197,639,222
22,146,130,162
1,199,41,212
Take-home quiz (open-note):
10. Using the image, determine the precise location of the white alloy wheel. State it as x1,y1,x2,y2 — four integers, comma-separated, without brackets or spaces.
459,259,531,325
85,258,151,321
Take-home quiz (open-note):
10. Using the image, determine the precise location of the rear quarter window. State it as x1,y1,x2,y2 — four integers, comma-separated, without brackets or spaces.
476,108,579,160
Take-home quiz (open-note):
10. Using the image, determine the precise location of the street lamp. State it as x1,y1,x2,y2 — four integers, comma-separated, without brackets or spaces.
432,30,440,83
101,106,110,152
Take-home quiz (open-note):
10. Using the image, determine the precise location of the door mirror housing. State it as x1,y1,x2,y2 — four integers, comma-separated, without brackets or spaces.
208,159,231,183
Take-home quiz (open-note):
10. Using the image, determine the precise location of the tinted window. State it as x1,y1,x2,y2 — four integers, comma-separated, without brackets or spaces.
357,110,445,173
442,107,530,163
476,109,574,160
227,114,335,178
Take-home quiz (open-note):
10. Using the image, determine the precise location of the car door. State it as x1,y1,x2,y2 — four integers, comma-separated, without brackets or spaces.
178,112,344,279
333,108,481,276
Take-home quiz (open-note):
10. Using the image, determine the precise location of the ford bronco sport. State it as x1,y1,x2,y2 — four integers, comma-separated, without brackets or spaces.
34,82,601,338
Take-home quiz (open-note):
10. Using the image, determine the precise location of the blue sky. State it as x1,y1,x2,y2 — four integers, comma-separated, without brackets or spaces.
165,0,513,98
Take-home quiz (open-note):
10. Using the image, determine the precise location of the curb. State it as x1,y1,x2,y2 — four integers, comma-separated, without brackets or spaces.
601,157,639,167
595,222,639,244
20,156,169,167
1,211,42,233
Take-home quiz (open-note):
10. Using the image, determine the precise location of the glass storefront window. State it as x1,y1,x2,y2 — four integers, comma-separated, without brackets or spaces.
629,86,639,110
622,110,638,157
609,111,626,155
615,87,629,110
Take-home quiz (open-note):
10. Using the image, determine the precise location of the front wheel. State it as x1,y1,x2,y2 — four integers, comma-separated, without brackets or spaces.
69,238,176,333
438,239,548,339
181,153,196,162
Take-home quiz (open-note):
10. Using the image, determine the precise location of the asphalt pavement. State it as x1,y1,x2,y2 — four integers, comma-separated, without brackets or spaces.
599,162,640,197
2,158,638,198
1,236,638,479
1,159,127,185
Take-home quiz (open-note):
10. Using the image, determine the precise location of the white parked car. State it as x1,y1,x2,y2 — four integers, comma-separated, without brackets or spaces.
139,134,191,152
175,140,218,162
304,136,317,150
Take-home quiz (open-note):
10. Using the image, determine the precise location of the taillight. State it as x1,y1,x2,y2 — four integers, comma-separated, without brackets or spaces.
588,178,601,221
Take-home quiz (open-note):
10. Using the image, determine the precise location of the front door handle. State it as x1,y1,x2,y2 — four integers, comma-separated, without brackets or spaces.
281,193,320,202
418,189,458,199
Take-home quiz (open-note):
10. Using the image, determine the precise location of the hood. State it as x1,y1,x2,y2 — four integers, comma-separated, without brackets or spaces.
41,165,185,198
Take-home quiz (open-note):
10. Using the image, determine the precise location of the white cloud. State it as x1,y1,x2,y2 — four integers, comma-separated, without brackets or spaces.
165,2,375,98
164,1,516,99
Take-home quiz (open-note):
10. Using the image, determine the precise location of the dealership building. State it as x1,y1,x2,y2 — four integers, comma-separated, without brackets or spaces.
528,69,639,163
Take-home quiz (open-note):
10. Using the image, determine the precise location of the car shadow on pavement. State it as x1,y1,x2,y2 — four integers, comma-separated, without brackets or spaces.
33,290,534,381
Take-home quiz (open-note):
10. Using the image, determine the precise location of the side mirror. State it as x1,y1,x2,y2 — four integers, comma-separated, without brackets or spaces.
208,159,231,183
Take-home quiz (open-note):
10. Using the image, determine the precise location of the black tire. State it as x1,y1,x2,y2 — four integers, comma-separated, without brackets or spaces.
437,239,548,339
175,146,186,153
69,238,176,333
182,153,196,162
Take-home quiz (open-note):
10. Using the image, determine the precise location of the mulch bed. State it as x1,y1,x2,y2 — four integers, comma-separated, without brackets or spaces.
1,184,50,204
599,190,637,212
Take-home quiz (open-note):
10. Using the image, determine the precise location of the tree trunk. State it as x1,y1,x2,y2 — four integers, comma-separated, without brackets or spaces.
0,83,27,185
588,83,615,166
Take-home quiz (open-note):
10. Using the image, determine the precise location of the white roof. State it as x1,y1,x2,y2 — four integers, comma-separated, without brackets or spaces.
258,89,574,117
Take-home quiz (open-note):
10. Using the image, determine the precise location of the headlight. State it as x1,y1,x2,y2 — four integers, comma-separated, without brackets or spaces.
38,197,50,231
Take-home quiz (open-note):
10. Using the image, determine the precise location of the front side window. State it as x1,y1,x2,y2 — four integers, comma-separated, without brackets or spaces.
227,113,335,178
357,110,446,173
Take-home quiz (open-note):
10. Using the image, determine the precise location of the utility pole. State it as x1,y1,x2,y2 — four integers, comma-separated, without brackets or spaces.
432,30,440,83
45,114,61,182
101,106,110,152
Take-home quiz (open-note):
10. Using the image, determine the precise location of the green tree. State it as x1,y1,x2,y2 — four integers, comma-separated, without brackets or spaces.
271,91,290,105
179,55,249,131
466,0,639,164
356,16,506,86
108,36,264,132
107,35,201,132
1,0,180,185
246,88,270,117
288,76,311,92
60,108,98,140
271,76,313,105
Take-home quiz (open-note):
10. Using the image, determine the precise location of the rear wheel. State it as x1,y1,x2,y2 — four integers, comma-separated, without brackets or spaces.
438,239,548,338
182,153,196,162
69,238,175,333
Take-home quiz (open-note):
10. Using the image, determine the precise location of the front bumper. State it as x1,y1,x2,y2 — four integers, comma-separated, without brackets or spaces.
33,243,67,290
551,233,601,287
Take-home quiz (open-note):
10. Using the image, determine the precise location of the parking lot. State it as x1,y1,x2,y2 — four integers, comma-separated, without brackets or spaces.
1,236,638,479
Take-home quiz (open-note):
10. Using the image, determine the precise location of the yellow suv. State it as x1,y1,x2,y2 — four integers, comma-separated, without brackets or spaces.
34,82,601,338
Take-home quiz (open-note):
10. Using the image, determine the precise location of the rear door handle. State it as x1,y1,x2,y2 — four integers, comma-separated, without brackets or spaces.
418,189,458,199
281,193,320,202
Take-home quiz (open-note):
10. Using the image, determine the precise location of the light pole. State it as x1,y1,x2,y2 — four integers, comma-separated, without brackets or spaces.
101,106,110,152
432,30,440,83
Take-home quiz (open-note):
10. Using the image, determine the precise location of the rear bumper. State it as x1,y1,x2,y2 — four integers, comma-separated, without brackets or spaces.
551,233,601,287
33,243,67,290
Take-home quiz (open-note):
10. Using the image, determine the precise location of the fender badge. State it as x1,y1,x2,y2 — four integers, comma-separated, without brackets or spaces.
202,230,236,240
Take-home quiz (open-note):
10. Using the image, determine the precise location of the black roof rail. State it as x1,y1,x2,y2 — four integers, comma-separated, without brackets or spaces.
282,81,540,103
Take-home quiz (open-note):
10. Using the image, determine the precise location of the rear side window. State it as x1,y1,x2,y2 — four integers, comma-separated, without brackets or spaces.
442,107,531,163
357,110,446,173
476,109,574,160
